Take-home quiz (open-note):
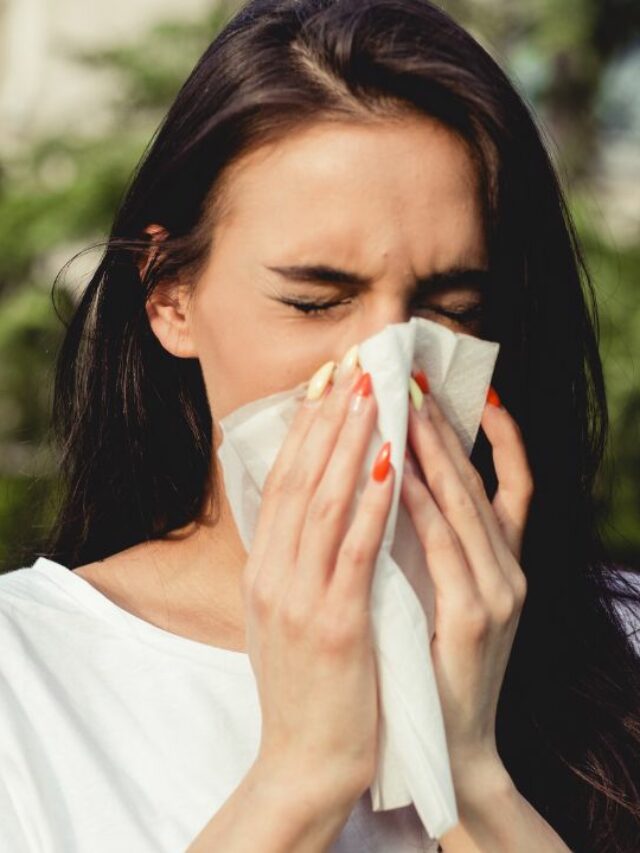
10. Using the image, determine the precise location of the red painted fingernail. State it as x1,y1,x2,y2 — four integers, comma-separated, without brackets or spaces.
372,441,392,482
412,369,430,394
487,385,502,408
352,372,372,398
349,372,372,415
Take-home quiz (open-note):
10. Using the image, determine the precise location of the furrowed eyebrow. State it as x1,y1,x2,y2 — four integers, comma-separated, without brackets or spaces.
265,263,490,291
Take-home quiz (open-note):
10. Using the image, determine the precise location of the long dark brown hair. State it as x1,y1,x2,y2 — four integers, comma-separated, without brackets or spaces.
45,0,640,848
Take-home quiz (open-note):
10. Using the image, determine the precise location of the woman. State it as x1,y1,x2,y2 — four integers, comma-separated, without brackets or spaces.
1,0,638,850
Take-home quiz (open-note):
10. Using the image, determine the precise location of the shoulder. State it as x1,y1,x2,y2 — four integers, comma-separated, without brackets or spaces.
0,561,71,700
72,557,136,608
71,545,180,627
0,554,139,646
0,553,156,695
0,561,52,619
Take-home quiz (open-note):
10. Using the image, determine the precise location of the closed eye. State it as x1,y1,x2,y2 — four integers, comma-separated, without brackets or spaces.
276,296,484,323
276,296,352,316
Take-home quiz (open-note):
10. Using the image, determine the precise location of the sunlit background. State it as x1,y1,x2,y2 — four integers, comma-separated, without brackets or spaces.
1,0,638,573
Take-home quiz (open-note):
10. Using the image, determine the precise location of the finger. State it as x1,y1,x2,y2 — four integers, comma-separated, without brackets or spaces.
329,443,395,612
479,400,534,561
293,379,379,604
244,361,338,588
400,451,480,614
255,365,365,598
412,381,508,560
406,395,507,600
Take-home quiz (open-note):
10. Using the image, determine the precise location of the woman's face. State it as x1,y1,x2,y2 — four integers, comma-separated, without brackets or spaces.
149,115,488,435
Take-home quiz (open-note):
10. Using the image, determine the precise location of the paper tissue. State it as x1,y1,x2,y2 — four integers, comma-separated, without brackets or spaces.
215,315,500,838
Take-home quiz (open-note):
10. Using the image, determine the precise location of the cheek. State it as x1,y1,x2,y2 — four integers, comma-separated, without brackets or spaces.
190,284,316,419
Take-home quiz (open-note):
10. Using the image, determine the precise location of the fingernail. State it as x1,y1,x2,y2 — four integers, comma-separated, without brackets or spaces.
334,344,360,387
408,376,426,414
486,385,503,408
349,371,372,415
372,441,392,482
412,369,430,395
305,360,336,402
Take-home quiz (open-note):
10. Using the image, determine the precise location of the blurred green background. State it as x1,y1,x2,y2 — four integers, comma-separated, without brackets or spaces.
0,0,638,573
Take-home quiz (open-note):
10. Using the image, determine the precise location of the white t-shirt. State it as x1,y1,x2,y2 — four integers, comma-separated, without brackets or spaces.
0,558,438,853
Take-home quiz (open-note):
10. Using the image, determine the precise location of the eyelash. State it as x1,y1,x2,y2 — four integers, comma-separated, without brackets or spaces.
278,296,484,323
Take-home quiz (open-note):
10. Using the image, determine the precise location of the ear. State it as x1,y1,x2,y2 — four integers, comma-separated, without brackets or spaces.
141,224,198,359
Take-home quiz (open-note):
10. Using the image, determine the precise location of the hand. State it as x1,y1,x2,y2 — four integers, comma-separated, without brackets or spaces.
400,377,533,784
242,358,395,814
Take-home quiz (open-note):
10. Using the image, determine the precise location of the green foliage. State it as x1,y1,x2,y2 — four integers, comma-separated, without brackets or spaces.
0,287,65,443
0,136,148,289
0,475,58,570
72,19,220,113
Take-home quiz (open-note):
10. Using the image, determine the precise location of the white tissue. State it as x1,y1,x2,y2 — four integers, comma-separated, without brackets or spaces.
216,316,500,839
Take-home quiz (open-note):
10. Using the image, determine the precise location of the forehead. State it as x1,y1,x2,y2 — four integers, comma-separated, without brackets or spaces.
214,116,484,268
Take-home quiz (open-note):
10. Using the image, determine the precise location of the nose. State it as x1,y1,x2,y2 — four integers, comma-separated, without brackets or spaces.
352,295,412,344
